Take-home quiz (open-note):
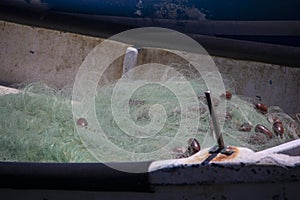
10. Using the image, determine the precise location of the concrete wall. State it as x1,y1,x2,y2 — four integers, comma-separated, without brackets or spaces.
0,20,299,115
0,21,103,87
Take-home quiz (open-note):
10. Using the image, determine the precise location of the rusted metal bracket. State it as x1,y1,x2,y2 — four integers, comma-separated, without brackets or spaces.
209,145,235,155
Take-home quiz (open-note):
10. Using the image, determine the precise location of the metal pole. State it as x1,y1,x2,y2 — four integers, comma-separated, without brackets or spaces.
205,91,225,150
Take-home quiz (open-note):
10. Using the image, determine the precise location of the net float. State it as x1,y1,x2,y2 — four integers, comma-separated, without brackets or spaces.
255,124,273,139
255,103,268,114
273,121,284,137
239,122,253,132
177,138,201,158
76,118,88,127
220,91,232,100
187,138,201,154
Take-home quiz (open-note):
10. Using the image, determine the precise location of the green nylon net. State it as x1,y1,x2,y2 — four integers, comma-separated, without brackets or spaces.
0,76,299,162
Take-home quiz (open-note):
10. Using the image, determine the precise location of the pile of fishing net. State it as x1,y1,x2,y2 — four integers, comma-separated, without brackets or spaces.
0,76,299,162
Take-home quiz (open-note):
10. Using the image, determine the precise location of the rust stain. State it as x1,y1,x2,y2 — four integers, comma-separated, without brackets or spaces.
187,146,239,164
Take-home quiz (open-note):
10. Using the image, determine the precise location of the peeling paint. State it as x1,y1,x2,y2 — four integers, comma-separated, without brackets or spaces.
153,0,207,20
135,0,143,16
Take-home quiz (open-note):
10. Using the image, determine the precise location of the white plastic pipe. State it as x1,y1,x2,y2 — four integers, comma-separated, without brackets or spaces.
122,47,138,79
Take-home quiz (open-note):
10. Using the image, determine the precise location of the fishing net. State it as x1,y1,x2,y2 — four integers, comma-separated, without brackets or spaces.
0,83,96,162
0,73,299,162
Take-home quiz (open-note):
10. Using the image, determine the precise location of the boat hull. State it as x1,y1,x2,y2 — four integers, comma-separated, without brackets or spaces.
1,0,300,46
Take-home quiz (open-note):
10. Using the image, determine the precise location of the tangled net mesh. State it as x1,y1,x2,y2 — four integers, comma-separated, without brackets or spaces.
0,69,299,162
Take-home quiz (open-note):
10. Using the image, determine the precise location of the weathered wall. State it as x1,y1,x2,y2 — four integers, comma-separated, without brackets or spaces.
0,21,103,87
0,21,299,115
